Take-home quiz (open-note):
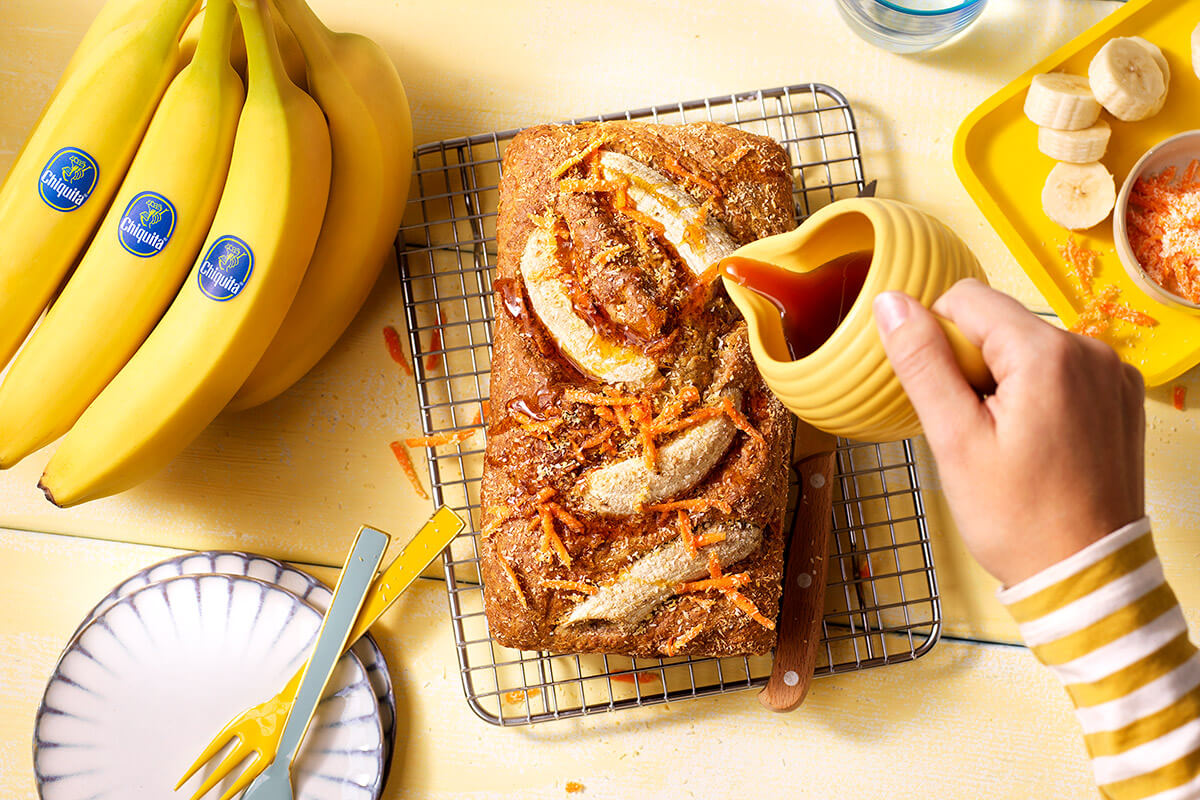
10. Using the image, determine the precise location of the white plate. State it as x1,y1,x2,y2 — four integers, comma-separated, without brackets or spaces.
70,550,397,774
34,574,384,800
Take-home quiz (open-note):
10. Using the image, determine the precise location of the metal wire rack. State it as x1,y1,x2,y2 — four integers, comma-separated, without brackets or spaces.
394,83,941,726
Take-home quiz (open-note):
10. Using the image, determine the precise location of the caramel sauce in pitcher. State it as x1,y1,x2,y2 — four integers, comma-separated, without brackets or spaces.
720,250,872,360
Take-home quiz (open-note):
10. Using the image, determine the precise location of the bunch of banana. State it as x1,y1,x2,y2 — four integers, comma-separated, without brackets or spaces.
39,0,331,507
0,0,415,506
0,0,244,468
0,0,197,369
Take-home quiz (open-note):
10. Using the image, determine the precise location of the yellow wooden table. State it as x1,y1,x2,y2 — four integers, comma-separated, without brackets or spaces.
3,1,1197,797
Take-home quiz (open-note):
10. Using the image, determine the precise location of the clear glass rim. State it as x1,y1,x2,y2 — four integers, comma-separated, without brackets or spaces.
870,0,985,16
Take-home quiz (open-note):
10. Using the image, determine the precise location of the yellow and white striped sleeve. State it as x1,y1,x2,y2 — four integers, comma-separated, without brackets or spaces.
998,517,1200,800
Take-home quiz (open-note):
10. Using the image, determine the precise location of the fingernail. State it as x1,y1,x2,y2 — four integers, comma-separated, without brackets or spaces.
873,292,909,336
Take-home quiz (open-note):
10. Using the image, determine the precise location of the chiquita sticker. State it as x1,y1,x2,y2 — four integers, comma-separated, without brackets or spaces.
197,235,254,302
39,147,99,212
118,191,177,257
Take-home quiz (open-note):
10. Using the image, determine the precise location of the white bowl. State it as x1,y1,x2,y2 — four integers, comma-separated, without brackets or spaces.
1113,129,1200,314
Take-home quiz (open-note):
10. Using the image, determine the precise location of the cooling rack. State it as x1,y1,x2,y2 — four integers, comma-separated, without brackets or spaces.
394,83,941,726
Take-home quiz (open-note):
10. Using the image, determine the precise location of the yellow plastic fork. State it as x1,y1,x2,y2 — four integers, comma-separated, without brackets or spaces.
175,507,464,800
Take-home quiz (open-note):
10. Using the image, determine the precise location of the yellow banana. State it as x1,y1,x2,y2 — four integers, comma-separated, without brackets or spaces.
40,0,331,507
228,0,413,410
0,0,243,469
0,0,197,371
179,2,308,89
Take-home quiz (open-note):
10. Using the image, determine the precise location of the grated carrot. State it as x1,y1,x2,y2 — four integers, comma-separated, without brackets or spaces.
1174,385,1187,411
694,530,727,547
1127,159,1200,303
1058,237,1098,296
564,388,639,406
498,559,528,609
1095,303,1158,328
404,429,475,448
579,426,616,451
481,506,513,537
425,309,445,372
503,688,541,704
611,671,660,684
546,501,586,532
536,487,557,503
551,136,608,178
722,396,766,447
724,589,776,630
707,549,723,579
540,508,572,567
389,441,428,500
559,177,624,194
677,509,698,557
565,781,585,794
382,326,413,375
617,206,667,236
680,385,701,406
614,404,632,435
722,144,754,165
647,497,733,515
650,405,723,436
543,579,598,595
663,623,705,656
678,574,747,593
661,155,722,196
471,411,483,427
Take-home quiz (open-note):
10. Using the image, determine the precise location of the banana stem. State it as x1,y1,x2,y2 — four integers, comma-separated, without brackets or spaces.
193,0,238,68
234,0,290,95
271,0,336,69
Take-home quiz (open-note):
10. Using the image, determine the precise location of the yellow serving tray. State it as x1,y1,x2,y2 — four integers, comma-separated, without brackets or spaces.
954,0,1200,387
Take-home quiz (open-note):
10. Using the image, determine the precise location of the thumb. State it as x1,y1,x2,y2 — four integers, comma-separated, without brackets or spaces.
873,291,989,449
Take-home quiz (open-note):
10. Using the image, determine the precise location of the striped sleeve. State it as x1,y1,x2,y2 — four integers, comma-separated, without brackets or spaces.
998,517,1200,800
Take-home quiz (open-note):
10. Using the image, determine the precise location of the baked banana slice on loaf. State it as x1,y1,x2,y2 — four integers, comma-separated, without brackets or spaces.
480,120,794,657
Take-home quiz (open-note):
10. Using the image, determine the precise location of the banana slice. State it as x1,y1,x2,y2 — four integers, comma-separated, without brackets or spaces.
1023,73,1101,130
1037,120,1111,163
577,390,739,517
1042,161,1115,231
1129,36,1170,115
597,151,737,275
520,228,659,386
561,522,761,626
1088,37,1166,122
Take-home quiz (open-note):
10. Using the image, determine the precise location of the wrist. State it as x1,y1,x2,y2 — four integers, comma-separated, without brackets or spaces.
996,516,1152,600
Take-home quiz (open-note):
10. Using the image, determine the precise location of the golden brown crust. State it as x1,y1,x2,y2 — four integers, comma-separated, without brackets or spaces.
481,121,794,657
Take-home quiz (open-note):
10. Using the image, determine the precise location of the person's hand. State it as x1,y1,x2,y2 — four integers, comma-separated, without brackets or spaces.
873,279,1145,587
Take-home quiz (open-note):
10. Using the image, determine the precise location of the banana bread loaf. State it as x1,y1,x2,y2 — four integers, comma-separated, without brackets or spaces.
480,120,795,657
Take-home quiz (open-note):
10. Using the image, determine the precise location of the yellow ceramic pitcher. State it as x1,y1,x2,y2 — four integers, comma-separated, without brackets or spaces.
722,197,990,442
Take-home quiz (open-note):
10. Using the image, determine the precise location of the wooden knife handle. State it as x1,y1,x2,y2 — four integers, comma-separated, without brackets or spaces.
759,450,835,712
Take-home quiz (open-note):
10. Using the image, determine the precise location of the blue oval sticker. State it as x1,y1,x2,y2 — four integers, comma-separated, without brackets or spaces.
39,147,99,212
118,191,177,257
197,235,254,302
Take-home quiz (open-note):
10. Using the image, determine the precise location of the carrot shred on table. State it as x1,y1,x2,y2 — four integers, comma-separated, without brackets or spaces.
425,309,445,372
499,559,528,609
382,326,413,375
678,574,747,593
471,411,483,427
388,441,428,500
565,780,585,794
611,671,660,684
404,429,475,448
503,687,540,704
677,509,698,557
647,497,732,515
724,589,776,631
1173,385,1187,411
722,396,766,447
543,579,597,595
1095,303,1158,328
1058,237,1098,296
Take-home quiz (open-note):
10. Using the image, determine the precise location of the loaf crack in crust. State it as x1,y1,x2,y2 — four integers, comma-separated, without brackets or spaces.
481,121,795,657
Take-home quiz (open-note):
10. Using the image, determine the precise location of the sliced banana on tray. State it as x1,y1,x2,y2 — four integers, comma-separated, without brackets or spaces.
1088,37,1166,122
598,151,737,276
1041,161,1115,231
1024,73,1101,130
560,522,762,626
1129,35,1170,114
521,227,660,387
1038,119,1111,163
